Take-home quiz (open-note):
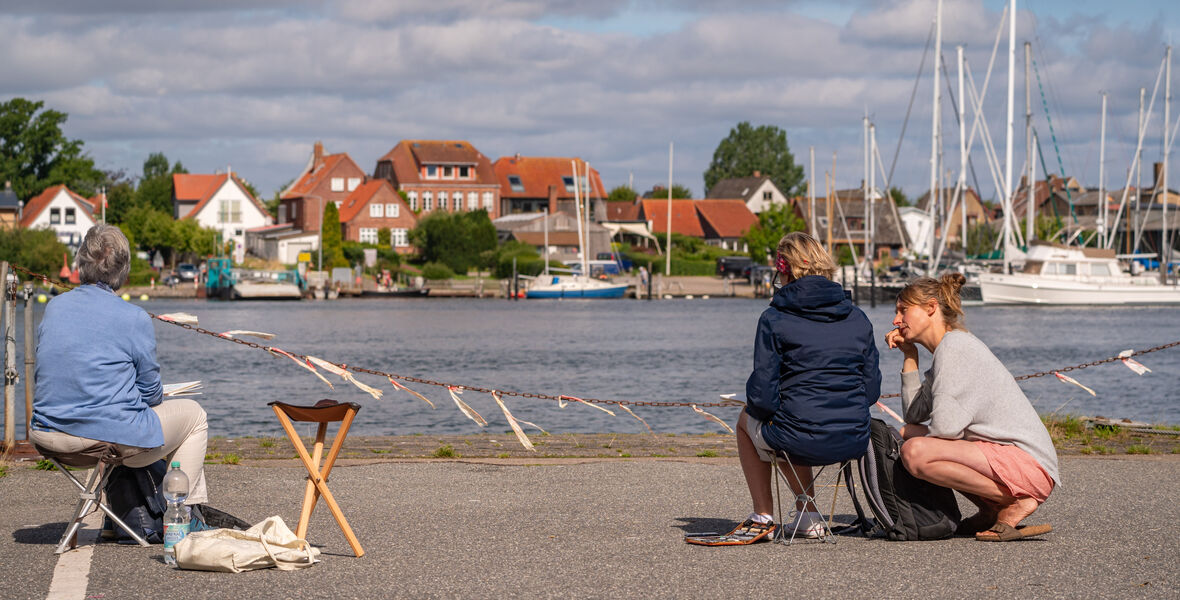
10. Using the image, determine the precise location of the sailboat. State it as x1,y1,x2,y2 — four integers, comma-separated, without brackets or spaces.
526,160,628,299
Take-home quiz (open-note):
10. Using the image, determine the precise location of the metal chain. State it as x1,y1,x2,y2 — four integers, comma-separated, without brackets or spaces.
11,263,1178,408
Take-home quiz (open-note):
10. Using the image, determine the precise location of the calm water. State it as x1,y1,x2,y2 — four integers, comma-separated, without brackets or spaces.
8,297,1180,438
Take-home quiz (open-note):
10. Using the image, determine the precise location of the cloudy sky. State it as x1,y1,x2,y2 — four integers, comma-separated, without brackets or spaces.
2,0,1177,201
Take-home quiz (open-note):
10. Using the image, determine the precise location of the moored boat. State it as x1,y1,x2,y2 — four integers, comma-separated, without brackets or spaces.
979,242,1180,305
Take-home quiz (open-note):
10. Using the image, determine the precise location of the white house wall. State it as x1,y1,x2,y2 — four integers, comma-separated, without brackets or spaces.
746,180,788,214
191,180,271,262
26,189,95,247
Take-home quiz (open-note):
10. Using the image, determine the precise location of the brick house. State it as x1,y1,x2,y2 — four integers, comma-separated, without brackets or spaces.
693,199,759,251
19,185,98,248
279,141,368,235
373,140,499,219
338,180,418,253
491,154,606,219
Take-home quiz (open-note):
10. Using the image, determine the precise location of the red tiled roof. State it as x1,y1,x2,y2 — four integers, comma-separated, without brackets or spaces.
376,140,498,187
283,154,350,198
639,199,705,237
694,199,759,238
491,156,606,199
173,173,268,219
339,180,391,223
603,202,640,221
20,185,94,228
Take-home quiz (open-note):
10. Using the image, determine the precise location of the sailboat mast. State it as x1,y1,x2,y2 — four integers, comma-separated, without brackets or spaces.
1135,87,1145,253
809,146,817,236
571,159,586,278
543,206,550,276
864,115,870,271
1163,46,1171,284
666,142,673,276
928,0,942,275
1025,41,1034,245
1099,92,1107,247
959,45,968,254
870,123,877,271
1003,0,1016,274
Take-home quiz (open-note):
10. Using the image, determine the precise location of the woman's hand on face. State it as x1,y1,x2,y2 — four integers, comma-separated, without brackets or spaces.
885,328,916,353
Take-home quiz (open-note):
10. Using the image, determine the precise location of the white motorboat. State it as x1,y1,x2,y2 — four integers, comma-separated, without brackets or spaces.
979,242,1180,305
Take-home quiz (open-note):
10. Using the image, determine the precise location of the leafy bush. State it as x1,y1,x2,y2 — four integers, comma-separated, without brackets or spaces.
0,227,69,280
421,262,456,280
409,210,497,273
489,241,558,279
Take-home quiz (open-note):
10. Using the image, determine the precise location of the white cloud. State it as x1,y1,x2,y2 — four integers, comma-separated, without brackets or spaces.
0,0,1172,200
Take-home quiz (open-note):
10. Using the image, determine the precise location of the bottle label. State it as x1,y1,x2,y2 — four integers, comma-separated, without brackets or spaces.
164,522,190,550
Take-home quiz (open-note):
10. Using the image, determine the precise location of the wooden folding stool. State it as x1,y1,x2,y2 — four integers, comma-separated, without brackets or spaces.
269,399,364,557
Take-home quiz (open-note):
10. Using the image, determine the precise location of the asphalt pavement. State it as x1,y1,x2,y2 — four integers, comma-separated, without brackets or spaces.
2,455,1178,599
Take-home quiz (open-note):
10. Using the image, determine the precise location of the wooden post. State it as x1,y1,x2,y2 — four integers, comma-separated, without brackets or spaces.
23,283,34,438
2,261,14,448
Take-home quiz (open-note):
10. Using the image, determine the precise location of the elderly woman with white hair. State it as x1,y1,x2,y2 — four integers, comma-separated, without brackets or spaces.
31,224,210,510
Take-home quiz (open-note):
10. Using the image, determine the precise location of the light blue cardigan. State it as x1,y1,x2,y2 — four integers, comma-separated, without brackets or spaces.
33,284,164,448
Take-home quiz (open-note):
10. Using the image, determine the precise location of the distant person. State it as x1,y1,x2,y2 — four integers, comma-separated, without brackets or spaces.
885,274,1059,541
31,224,213,522
692,232,880,545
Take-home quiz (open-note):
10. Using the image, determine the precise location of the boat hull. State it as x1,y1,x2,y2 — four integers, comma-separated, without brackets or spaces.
231,281,303,300
979,274,1180,305
526,276,628,299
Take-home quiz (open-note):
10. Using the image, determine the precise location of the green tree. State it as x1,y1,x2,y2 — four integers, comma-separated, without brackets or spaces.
0,98,105,199
172,218,218,260
607,185,637,203
741,203,807,263
889,186,910,207
321,200,346,268
0,227,70,280
645,184,692,199
409,210,497,273
704,121,804,198
377,227,391,247
136,153,187,215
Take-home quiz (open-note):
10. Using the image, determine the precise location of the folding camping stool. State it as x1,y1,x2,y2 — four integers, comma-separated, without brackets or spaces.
770,452,854,545
269,399,365,557
32,442,152,554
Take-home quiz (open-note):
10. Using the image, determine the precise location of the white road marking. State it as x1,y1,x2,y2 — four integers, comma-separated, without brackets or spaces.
45,510,100,600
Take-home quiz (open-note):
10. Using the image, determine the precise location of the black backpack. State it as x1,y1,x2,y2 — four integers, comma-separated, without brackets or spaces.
105,459,168,544
845,418,961,541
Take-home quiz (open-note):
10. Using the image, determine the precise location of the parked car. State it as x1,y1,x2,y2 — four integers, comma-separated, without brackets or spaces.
716,256,753,278
177,263,199,282
596,252,633,272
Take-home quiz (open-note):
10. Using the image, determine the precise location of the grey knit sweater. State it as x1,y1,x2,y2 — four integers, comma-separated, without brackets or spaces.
900,330,1061,486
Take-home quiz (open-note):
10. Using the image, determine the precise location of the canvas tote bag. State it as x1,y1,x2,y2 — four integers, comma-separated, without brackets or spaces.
174,515,320,573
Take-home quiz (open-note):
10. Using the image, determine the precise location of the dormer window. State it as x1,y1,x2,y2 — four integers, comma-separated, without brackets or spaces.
562,176,575,193
425,165,438,179
443,166,453,178
508,175,524,192
459,166,470,178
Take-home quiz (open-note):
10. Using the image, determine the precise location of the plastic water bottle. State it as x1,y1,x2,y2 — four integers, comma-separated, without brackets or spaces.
162,461,190,566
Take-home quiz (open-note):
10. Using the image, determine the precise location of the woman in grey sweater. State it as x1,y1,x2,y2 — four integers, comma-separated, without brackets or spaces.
885,273,1059,541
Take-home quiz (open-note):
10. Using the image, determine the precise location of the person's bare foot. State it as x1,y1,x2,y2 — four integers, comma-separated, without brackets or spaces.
974,496,1039,539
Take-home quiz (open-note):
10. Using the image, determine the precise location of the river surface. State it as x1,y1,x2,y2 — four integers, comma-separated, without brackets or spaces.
8,297,1180,438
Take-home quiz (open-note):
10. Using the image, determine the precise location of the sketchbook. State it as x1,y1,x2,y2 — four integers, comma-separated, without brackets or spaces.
163,381,203,397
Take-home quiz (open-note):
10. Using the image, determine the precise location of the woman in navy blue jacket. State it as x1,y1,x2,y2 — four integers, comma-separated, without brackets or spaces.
724,232,880,543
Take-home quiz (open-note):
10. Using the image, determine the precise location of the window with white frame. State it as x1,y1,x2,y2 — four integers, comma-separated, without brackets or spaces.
459,166,470,178
348,177,361,191
443,166,453,178
408,191,418,211
439,191,448,210
65,207,76,224
49,208,61,224
359,227,378,244
331,177,344,191
562,176,576,193
219,199,241,223
508,175,524,192
386,203,398,218
278,204,287,222
467,192,478,210
425,165,438,179
452,193,463,211
423,191,433,211
482,192,493,210
370,203,384,218
392,228,408,247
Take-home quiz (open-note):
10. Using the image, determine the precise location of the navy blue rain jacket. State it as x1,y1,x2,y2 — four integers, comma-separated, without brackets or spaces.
744,275,881,465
